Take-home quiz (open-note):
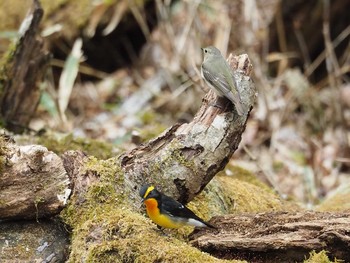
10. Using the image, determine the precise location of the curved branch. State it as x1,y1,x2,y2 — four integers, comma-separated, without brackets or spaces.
121,54,256,203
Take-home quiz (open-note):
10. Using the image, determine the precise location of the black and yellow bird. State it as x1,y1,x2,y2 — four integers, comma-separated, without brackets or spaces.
139,184,216,229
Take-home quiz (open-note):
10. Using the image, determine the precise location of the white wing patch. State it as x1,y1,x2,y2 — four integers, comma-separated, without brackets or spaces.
187,218,207,227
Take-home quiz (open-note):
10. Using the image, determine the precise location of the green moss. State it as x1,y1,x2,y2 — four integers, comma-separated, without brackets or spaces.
219,164,274,193
0,41,17,96
18,132,116,159
316,183,350,212
188,179,229,220
304,250,341,263
61,156,242,262
61,157,121,222
58,141,296,262
187,173,286,220
68,208,239,263
216,175,284,213
169,145,197,173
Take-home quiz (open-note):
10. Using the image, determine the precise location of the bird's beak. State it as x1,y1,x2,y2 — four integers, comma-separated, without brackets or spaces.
201,48,203,51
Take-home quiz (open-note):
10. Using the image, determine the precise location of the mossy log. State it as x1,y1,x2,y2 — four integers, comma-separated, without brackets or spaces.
190,211,350,262
0,135,70,220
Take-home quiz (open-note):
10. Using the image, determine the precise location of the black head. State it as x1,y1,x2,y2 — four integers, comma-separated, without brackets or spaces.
139,184,160,200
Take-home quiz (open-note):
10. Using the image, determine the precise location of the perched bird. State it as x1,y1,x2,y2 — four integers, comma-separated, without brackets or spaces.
201,46,245,116
139,184,216,229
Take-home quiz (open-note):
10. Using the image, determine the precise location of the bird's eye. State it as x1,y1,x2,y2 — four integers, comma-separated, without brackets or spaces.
205,50,207,53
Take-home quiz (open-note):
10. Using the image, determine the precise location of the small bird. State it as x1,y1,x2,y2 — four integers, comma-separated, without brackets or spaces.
201,46,245,116
139,184,216,229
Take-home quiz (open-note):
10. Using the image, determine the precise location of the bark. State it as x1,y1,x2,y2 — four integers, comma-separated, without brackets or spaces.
121,53,256,203
61,150,92,204
190,211,350,262
0,0,50,133
0,136,71,220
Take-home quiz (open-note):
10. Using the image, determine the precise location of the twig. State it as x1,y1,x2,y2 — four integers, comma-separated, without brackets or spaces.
305,25,350,77
322,0,344,124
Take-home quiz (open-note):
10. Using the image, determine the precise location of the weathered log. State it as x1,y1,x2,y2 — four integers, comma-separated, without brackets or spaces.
121,53,256,204
0,136,71,220
190,211,350,262
0,0,50,133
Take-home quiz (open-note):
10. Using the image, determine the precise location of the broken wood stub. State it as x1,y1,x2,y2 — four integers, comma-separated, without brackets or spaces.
121,54,256,205
0,0,50,133
190,211,350,262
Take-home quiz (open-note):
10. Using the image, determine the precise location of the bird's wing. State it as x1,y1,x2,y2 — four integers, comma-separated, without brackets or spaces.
201,64,231,95
161,195,201,220
201,64,244,115
161,195,216,228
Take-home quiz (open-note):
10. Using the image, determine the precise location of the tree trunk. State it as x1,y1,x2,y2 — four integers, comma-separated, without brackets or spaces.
121,53,256,204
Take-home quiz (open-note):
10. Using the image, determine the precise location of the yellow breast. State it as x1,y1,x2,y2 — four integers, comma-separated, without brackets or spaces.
144,198,182,228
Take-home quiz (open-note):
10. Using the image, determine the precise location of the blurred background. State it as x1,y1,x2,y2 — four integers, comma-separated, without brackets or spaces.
0,0,349,207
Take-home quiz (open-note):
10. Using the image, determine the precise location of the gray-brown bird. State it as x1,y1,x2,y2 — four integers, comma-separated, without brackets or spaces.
201,46,245,116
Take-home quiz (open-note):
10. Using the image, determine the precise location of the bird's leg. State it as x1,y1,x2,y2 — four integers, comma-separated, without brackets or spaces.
156,225,169,236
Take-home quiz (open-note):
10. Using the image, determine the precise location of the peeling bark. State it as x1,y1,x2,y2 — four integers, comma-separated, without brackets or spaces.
0,137,70,220
121,53,256,203
190,211,350,262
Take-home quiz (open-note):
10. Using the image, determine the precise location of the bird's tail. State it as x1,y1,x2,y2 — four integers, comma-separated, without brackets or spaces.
204,221,218,229
226,92,245,116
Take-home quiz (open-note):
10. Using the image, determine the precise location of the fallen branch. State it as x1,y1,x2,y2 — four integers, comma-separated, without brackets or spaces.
190,211,350,262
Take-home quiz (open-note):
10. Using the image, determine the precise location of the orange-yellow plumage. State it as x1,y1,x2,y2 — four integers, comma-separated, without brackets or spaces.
144,198,181,228
139,184,216,229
